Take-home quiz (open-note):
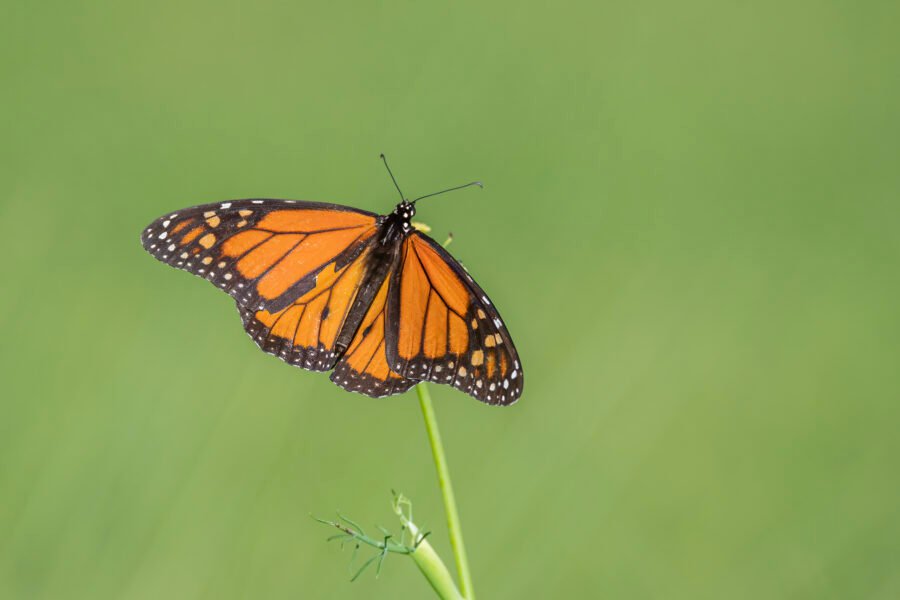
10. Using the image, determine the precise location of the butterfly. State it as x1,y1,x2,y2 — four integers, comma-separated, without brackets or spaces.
140,156,523,405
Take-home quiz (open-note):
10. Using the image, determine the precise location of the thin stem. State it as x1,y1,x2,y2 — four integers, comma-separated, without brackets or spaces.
393,500,464,600
416,382,475,599
410,533,465,600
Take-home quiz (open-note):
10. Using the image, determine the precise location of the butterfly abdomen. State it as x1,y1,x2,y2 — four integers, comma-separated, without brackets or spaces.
332,219,406,353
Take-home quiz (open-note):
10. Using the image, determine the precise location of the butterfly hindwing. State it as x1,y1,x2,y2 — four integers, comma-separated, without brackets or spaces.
385,232,523,405
141,199,379,313
238,242,377,372
330,274,418,397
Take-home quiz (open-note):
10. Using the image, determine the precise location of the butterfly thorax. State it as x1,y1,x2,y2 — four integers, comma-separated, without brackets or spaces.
377,200,416,245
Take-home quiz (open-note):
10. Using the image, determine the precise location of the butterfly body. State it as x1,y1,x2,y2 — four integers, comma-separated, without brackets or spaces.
142,196,522,405
331,208,407,356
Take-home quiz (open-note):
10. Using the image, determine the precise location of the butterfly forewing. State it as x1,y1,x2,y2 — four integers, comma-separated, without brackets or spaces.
385,233,523,405
141,199,379,313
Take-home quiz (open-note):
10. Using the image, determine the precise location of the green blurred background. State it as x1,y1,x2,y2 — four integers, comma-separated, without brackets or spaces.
2,1,898,598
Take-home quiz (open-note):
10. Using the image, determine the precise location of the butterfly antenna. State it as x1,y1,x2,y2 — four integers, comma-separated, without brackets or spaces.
412,181,483,204
380,153,405,201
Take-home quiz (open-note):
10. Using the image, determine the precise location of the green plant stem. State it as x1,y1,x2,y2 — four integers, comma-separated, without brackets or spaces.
416,382,475,599
403,514,464,600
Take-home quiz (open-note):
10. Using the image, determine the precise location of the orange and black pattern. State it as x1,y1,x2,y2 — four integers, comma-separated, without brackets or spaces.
385,234,522,405
330,275,418,397
141,199,378,313
238,244,374,372
141,197,523,404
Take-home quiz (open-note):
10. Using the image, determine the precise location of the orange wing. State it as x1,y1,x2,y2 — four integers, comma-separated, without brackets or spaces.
238,244,376,372
330,274,417,397
141,199,378,313
385,233,522,405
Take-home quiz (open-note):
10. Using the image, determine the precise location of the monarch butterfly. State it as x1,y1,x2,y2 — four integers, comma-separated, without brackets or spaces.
140,156,523,405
